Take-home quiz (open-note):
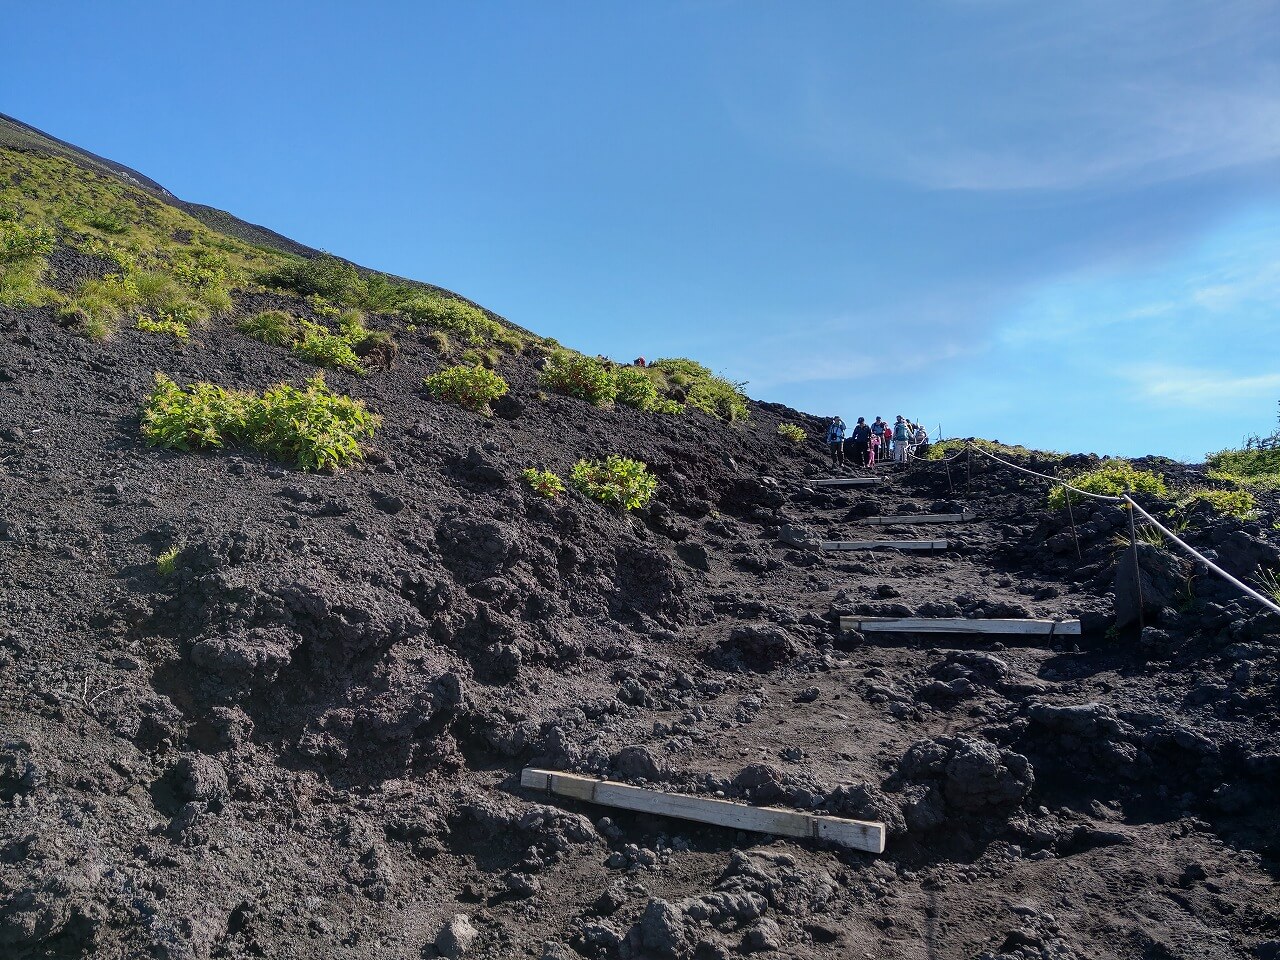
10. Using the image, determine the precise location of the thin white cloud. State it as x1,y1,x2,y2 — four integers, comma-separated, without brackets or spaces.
1124,364,1280,407
722,0,1280,192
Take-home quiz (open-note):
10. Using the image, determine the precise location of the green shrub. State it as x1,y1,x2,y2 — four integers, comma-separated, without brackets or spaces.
85,209,130,235
0,256,52,307
650,357,748,422
614,367,662,411
922,438,1063,462
136,316,190,339
353,273,415,313
0,220,55,261
295,321,365,374
650,357,713,387
247,376,380,471
571,455,658,510
259,253,360,300
238,310,298,346
460,346,500,369
404,294,497,344
423,364,509,413
777,423,806,444
141,372,378,471
1206,447,1280,490
540,352,618,405
522,468,565,499
1181,487,1256,519
155,545,181,576
1048,461,1167,509
141,373,252,451
686,375,749,423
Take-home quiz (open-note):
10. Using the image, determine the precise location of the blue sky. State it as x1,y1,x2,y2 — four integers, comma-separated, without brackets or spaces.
6,1,1278,459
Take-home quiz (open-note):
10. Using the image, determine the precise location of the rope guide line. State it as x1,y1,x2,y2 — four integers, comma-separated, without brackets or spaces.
925,441,1280,618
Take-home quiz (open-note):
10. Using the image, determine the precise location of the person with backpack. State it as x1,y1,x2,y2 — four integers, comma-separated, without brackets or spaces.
825,416,846,468
913,423,929,454
892,415,911,463
849,416,873,467
880,419,893,455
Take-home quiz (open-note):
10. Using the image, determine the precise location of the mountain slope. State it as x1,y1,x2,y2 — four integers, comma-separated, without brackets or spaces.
1,118,1278,960
0,112,318,257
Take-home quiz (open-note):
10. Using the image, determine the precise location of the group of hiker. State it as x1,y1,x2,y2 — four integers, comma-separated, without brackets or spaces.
824,415,928,468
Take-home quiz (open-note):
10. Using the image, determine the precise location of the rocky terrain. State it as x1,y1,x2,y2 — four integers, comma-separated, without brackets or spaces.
1,120,1278,959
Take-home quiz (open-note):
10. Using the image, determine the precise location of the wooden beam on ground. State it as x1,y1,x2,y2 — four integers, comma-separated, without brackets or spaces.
520,768,886,855
810,477,882,487
863,512,976,526
821,540,947,552
839,616,1082,636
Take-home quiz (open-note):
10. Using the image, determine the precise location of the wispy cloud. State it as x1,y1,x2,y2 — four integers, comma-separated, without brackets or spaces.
1122,364,1280,407
723,0,1280,192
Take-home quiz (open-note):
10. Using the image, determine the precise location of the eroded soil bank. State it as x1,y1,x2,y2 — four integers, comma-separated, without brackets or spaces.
2,304,1278,959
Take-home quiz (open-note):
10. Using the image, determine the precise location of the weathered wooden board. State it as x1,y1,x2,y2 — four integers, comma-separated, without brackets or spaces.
863,512,975,526
810,477,882,487
821,540,947,551
839,617,1082,636
520,768,886,854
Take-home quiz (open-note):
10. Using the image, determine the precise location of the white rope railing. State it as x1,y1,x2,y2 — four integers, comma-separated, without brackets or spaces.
1123,495,1280,616
926,441,1280,618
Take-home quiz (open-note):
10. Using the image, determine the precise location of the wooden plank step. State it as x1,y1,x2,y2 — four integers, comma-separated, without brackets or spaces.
839,617,1082,636
821,540,947,551
521,768,886,854
864,512,975,526
810,477,882,487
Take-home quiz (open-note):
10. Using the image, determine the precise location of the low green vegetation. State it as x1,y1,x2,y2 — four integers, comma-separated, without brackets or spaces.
0,217,57,307
1179,486,1256,520
538,353,744,418
155,545,181,576
571,455,658,511
1206,447,1280,491
423,364,509,413
295,320,365,373
650,358,749,422
1048,460,1167,509
236,308,394,373
922,438,1063,462
1256,568,1280,605
136,316,190,340
258,253,523,348
0,149,279,336
141,372,379,471
540,352,619,405
237,309,297,346
777,423,806,445
522,468,565,498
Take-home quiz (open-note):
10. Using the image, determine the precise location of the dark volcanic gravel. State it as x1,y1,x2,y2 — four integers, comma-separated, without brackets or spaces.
1,294,1278,960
